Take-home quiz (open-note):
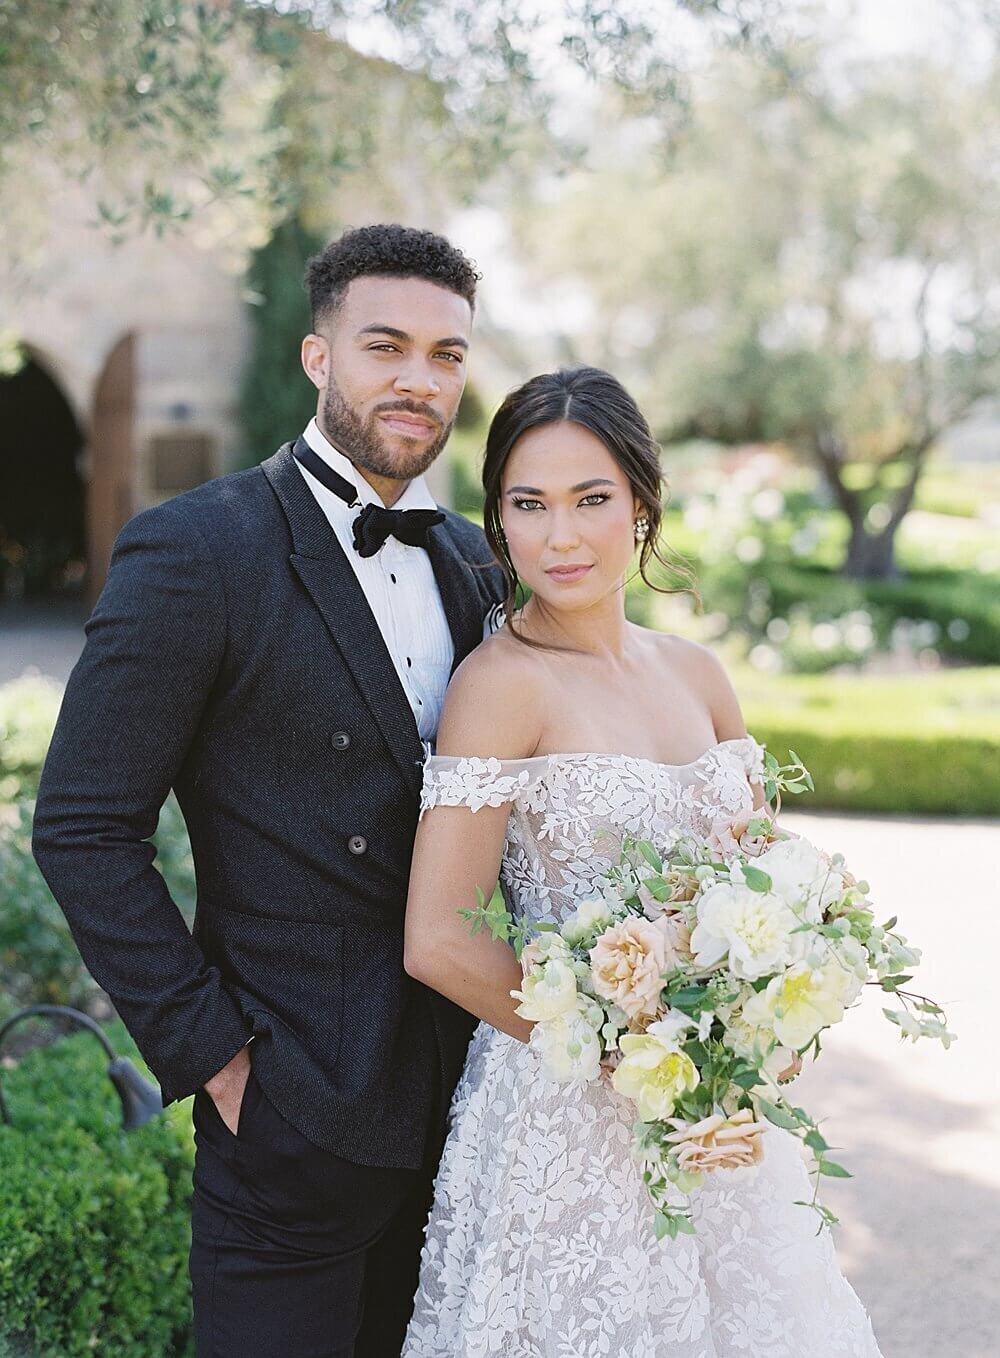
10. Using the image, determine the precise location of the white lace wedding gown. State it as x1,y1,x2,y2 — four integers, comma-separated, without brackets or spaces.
402,737,882,1358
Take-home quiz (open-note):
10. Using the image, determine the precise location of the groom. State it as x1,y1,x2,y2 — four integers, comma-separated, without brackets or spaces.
32,224,505,1356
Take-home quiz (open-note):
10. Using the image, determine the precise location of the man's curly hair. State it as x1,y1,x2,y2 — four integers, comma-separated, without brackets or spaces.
305,224,481,328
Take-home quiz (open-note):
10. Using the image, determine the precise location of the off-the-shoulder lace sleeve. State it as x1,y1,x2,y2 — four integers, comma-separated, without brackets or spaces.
419,754,552,815
737,735,767,786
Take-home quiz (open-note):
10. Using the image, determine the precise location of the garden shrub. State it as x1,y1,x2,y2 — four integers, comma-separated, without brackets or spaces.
0,1025,194,1358
0,802,99,1022
742,667,1000,815
1,680,195,1020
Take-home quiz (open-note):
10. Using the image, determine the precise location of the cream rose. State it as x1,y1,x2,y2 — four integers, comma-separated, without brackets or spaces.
664,1109,767,1173
794,931,869,1004
589,916,675,1020
707,813,783,860
723,1012,795,1082
638,871,698,919
519,931,573,977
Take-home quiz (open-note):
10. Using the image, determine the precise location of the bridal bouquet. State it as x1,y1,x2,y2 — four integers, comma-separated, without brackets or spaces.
463,748,954,1241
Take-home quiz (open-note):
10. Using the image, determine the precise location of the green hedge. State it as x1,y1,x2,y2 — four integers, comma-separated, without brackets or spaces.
741,667,1000,815
0,802,100,1023
0,1025,194,1358
1,678,196,1022
746,725,999,815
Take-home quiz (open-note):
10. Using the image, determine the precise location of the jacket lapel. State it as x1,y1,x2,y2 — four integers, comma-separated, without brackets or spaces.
262,444,424,797
424,519,492,676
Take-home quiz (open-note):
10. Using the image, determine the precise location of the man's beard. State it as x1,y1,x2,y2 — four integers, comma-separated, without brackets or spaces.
320,377,454,483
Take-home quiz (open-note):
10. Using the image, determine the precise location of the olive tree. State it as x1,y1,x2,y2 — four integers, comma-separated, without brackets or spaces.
514,50,1000,579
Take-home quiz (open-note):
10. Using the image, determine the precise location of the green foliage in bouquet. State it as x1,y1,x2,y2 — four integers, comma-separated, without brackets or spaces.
0,1024,194,1358
462,749,953,1240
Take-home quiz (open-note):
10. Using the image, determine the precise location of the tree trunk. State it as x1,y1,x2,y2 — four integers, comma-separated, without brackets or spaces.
841,520,902,580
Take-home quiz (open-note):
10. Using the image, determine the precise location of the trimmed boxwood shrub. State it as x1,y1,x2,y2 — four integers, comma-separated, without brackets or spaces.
742,667,1000,815
745,723,1000,815
0,1025,194,1358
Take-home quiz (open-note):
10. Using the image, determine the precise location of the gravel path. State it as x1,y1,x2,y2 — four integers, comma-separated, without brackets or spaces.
780,808,1000,1358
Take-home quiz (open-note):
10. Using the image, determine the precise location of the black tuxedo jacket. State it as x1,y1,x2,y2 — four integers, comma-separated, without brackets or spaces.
32,443,506,1169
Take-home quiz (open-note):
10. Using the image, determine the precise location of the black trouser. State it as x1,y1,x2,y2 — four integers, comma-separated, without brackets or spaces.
189,1068,434,1357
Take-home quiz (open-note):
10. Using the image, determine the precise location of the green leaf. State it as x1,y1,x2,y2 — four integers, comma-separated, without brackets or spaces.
741,864,773,893
804,1128,829,1154
756,1098,800,1131
668,984,710,1014
653,1209,675,1240
642,875,673,901
638,841,664,873
654,1209,695,1240
457,886,515,944
795,1200,840,1227
817,1159,852,1178
682,1039,709,1065
731,1066,763,1091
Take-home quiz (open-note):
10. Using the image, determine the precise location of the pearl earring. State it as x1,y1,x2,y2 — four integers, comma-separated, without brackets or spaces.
634,516,650,541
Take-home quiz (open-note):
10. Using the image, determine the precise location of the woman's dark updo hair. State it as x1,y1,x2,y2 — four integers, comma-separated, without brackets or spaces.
482,366,698,635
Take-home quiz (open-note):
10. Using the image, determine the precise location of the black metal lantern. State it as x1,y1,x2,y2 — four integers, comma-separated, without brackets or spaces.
0,1004,163,1131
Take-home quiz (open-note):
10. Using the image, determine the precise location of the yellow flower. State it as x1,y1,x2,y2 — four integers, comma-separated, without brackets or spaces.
511,959,579,1022
611,1032,700,1121
742,961,848,1050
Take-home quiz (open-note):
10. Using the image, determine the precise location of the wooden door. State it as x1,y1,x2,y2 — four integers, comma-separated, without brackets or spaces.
87,333,136,604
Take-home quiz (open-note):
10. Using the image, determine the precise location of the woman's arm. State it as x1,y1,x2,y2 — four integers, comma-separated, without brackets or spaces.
403,640,542,1043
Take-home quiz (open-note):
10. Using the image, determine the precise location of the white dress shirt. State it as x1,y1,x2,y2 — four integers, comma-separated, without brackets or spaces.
296,418,454,742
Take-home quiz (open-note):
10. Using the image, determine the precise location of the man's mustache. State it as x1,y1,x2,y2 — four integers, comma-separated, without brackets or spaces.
373,400,443,428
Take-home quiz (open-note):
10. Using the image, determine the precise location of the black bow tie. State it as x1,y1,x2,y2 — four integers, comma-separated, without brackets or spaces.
350,502,445,558
293,437,444,558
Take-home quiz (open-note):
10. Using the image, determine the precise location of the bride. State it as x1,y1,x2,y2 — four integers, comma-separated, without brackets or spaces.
400,366,881,1357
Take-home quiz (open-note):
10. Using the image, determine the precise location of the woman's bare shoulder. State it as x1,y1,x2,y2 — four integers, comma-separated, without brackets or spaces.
647,630,747,736
436,630,549,760
645,628,727,679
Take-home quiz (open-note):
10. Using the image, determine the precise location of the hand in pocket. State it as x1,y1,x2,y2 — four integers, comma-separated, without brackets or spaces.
204,1044,253,1136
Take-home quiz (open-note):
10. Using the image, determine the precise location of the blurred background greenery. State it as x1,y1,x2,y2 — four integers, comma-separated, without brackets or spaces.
2,1,1000,1353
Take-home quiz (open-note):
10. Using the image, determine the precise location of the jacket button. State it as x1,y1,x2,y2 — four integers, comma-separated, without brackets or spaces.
331,731,351,751
348,835,367,855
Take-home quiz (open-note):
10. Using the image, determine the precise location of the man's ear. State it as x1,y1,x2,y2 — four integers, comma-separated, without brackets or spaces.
301,334,329,391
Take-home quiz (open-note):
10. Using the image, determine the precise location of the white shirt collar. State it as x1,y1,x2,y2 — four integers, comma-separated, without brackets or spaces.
302,417,439,513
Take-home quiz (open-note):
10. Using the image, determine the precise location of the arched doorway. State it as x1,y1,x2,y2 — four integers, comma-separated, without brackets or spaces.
0,351,86,600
